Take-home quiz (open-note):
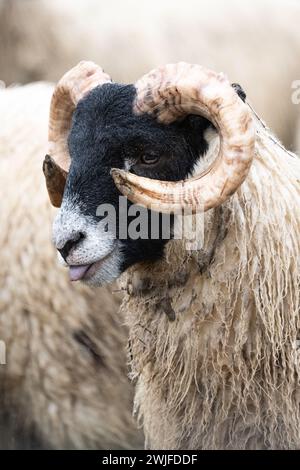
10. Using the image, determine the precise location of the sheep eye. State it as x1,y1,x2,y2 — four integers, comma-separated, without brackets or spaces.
140,154,160,165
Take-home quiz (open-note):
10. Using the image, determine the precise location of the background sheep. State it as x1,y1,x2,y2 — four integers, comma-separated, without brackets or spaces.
1,0,300,150
0,83,142,449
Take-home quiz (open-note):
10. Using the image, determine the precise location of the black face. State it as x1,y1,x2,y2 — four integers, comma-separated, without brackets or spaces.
54,81,246,284
64,83,211,272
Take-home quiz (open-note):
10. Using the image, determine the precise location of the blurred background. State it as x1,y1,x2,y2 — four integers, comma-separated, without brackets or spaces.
1,0,300,150
0,0,300,450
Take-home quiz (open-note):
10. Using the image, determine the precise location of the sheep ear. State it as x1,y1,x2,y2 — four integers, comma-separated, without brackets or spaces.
231,83,246,102
42,155,68,208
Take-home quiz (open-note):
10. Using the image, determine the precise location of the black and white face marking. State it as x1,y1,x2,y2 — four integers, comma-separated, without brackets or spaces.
52,82,245,286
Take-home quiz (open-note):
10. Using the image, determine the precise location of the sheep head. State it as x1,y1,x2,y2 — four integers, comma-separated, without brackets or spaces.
43,61,254,213
46,61,255,286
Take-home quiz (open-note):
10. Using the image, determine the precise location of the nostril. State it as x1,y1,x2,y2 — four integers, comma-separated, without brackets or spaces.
77,232,85,242
57,231,85,261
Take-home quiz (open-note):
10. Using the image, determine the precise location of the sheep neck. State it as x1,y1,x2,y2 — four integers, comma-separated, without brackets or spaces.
119,119,300,449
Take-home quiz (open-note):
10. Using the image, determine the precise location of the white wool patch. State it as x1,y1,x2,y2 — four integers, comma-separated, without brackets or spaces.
192,126,220,177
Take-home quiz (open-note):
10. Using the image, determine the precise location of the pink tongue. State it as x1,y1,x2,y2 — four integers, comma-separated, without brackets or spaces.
69,264,91,281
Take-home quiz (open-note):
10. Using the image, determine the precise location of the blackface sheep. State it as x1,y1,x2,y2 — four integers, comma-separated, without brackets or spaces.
46,62,300,449
0,82,142,449
1,0,300,150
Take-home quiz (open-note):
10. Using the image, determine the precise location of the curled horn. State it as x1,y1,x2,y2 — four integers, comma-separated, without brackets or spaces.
111,62,255,214
43,61,112,207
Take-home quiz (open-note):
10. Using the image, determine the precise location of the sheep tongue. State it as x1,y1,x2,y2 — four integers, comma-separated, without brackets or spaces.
69,264,91,281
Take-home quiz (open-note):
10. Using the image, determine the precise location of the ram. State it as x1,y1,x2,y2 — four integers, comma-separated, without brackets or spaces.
45,61,300,449
0,82,142,449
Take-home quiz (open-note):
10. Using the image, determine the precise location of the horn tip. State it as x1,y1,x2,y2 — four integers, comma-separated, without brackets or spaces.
43,154,55,176
111,167,126,180
111,168,133,196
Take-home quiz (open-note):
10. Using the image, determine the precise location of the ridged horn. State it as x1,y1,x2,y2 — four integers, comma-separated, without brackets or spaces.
111,62,255,214
43,61,112,207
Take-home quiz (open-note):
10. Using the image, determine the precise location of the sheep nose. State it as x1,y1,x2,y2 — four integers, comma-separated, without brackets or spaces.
57,232,85,261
